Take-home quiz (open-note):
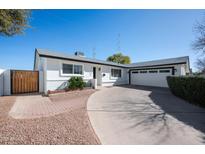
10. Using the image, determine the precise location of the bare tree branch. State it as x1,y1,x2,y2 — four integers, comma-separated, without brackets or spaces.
196,58,205,73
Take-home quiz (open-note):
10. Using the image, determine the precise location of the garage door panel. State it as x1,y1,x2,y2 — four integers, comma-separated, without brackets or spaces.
131,69,172,87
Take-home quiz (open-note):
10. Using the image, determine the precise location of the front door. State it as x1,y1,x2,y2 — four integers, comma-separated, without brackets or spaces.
93,67,96,79
93,66,102,86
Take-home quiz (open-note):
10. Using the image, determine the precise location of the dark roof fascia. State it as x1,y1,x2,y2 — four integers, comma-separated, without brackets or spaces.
38,54,129,68
128,62,187,70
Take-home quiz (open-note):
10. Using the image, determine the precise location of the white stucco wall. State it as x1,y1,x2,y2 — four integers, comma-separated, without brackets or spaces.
0,69,4,96
34,56,47,94
0,73,3,96
101,66,129,86
35,55,44,71
3,69,10,95
173,64,187,76
180,64,187,75
45,58,128,91
39,71,44,93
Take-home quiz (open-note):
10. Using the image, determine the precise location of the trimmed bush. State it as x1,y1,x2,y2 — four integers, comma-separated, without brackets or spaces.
68,76,86,90
167,76,205,107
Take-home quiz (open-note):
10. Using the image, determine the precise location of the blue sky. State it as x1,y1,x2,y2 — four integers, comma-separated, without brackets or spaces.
0,9,204,71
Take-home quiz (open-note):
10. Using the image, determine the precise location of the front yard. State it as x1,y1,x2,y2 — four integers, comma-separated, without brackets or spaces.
0,89,100,144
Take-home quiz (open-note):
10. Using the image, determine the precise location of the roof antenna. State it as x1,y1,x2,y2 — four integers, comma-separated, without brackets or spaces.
117,33,121,52
92,47,96,59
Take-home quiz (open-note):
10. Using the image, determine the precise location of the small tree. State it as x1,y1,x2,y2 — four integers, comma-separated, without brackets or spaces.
0,9,30,36
106,53,131,64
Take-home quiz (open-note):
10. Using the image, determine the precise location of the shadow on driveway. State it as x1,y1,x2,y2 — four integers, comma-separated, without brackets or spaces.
88,85,205,144
117,85,205,136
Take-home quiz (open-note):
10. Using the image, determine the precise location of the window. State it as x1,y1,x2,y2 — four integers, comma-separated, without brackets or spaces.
63,64,73,74
149,70,158,73
159,70,170,73
140,70,147,73
132,71,138,74
62,63,83,75
111,69,121,77
74,65,83,74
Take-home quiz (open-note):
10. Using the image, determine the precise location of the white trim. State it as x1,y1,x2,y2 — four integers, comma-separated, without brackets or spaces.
43,58,47,94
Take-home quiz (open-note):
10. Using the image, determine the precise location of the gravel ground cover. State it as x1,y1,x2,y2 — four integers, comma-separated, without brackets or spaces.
0,89,100,144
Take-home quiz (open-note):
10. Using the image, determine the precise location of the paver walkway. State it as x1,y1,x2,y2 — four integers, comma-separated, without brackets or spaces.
9,90,92,119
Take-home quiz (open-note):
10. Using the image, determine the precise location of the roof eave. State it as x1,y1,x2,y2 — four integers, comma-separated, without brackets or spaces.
38,53,129,68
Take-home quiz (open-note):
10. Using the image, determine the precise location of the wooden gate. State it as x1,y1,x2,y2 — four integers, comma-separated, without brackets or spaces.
11,70,39,94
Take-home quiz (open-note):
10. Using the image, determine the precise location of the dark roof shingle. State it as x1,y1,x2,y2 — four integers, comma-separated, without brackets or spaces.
36,48,189,68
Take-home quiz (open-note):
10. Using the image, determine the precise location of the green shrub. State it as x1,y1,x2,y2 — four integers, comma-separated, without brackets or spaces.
68,77,86,90
167,76,205,107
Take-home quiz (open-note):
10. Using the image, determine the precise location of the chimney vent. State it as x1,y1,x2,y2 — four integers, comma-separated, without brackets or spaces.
74,51,85,57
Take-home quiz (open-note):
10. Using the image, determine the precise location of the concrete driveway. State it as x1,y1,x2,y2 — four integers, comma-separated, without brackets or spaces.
87,85,205,144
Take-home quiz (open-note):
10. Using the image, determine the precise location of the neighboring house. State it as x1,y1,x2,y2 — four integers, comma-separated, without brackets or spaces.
34,48,190,94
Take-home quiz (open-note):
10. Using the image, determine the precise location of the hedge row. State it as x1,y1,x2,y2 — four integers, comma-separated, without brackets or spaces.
167,76,205,107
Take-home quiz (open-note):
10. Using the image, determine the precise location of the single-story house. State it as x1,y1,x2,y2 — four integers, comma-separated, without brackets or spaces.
33,48,190,94
0,48,190,96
